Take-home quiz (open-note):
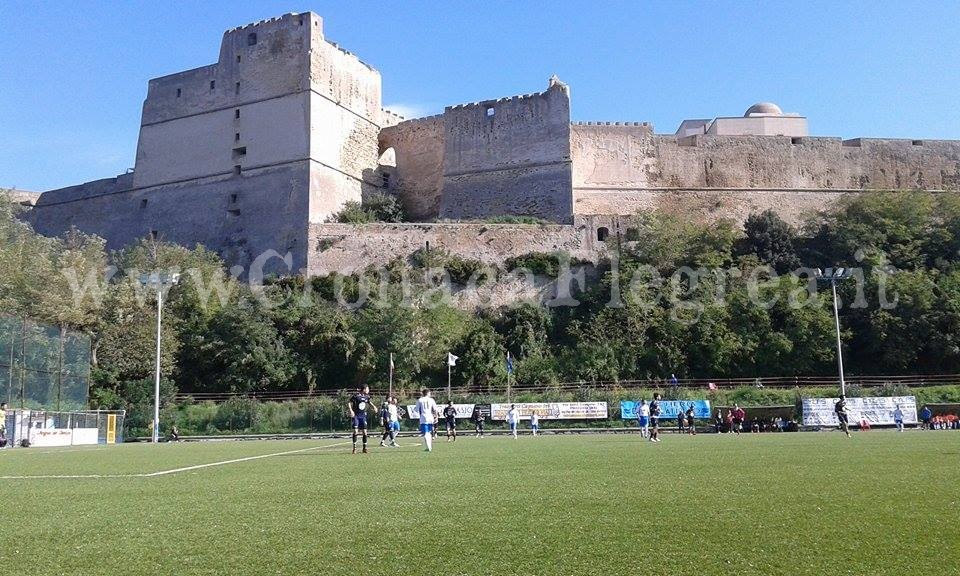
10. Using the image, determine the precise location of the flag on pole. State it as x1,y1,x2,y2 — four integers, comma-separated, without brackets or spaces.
389,353,395,372
447,352,459,367
506,352,514,374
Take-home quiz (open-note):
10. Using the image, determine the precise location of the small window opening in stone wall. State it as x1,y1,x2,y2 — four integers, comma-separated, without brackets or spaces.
176,88,181,98
150,230,159,240
298,15,304,26
486,106,495,117
231,193,238,203
210,80,215,91
235,82,240,95
235,132,241,142
791,137,803,145
232,147,247,159
236,55,241,63
247,33,258,46
912,140,924,146
235,109,241,119
140,199,148,209
597,227,609,241
233,165,242,176
228,208,241,216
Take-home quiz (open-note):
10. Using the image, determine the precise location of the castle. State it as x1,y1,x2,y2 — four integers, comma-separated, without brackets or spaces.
23,12,960,276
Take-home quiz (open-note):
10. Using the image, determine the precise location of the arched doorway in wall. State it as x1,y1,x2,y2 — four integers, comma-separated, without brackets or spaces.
597,226,609,241
377,147,397,189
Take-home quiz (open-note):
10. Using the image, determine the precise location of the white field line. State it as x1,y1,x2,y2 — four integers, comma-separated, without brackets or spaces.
0,441,350,480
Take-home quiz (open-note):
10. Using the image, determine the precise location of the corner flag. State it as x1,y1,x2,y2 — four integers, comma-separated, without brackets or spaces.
447,352,459,367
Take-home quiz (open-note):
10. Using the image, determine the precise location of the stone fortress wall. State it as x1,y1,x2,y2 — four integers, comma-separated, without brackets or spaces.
27,12,394,274
571,125,960,221
20,11,960,280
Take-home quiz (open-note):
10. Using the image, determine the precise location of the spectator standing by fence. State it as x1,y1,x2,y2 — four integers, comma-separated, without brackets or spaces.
732,405,746,435
0,402,7,447
920,406,932,430
893,405,904,432
530,412,540,437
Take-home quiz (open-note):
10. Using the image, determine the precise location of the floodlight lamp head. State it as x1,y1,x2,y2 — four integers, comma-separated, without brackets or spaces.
138,272,181,287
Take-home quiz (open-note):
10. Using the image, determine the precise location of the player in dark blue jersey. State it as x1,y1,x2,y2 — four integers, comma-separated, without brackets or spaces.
649,393,662,443
348,385,378,454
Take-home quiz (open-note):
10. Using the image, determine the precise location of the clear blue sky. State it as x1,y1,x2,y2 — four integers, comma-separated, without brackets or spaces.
2,0,959,192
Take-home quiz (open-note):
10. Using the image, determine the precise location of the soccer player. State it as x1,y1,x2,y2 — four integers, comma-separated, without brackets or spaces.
416,388,439,452
379,398,391,447
472,406,485,438
893,404,904,432
507,404,520,439
637,400,650,438
348,385,378,454
530,412,540,437
379,396,401,447
685,405,696,435
835,395,851,438
443,401,458,442
649,394,662,442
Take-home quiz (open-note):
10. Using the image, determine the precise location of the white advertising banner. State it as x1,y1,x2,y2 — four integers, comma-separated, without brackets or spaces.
71,428,99,446
802,396,918,426
29,428,74,447
490,402,608,421
406,403,475,420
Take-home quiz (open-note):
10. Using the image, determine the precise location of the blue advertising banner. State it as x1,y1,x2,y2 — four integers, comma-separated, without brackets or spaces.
621,400,712,420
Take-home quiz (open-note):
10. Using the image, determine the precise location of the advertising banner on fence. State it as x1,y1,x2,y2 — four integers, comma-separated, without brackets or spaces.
621,400,712,420
28,428,73,447
405,403,476,420
489,402,608,421
802,396,918,426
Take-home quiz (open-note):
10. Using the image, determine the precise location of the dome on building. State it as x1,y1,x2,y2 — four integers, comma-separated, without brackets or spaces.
744,102,782,116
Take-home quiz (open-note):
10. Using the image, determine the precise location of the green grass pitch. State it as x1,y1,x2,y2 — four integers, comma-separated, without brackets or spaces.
1,431,957,575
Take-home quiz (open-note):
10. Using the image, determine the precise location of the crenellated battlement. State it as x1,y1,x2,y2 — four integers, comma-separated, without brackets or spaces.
23,10,960,280
573,121,652,127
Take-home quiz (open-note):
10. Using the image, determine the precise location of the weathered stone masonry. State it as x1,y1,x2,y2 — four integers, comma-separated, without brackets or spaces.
22,11,960,279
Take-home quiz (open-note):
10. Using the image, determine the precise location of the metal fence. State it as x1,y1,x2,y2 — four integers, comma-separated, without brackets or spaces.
0,316,91,410
173,373,960,404
3,409,125,447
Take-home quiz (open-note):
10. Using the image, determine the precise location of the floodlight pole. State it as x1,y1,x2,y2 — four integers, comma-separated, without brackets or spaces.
152,286,163,444
830,279,846,397
140,273,179,444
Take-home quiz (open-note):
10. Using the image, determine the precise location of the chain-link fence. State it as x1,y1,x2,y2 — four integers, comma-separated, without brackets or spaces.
2,409,124,447
0,315,91,411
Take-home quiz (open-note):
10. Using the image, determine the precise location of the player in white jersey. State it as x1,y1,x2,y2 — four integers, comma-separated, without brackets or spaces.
507,404,520,439
637,400,651,438
379,396,401,447
416,388,440,452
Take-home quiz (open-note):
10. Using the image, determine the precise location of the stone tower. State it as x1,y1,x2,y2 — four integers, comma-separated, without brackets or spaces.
28,12,390,274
